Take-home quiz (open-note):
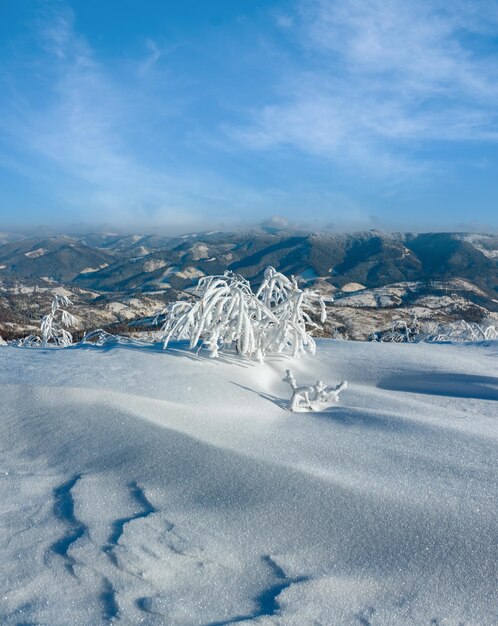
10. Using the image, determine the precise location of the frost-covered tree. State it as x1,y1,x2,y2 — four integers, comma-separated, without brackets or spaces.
159,267,328,360
39,295,78,346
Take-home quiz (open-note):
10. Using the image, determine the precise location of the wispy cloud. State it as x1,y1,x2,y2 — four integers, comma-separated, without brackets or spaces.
1,7,167,219
1,0,497,230
0,5,279,228
139,38,161,75
229,0,498,176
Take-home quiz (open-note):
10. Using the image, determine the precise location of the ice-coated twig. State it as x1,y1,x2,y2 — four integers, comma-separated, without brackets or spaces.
283,369,314,411
283,368,347,411
314,380,348,403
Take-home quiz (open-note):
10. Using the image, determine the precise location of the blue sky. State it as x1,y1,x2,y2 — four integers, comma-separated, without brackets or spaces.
1,0,498,233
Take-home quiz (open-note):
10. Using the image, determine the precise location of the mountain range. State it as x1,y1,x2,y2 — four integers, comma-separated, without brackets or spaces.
1,229,497,340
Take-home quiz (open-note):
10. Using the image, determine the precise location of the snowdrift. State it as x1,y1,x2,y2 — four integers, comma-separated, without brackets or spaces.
0,339,497,625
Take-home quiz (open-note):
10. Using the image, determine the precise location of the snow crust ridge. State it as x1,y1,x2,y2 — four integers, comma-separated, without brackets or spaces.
48,474,86,577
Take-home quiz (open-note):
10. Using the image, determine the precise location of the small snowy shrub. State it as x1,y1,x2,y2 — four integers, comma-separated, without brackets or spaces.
18,334,42,347
159,266,328,359
20,295,78,347
256,267,327,357
41,295,77,346
424,320,498,342
369,317,420,343
81,328,120,346
369,317,498,344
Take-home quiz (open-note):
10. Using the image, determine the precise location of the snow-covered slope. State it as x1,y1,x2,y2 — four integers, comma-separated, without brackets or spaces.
0,340,497,625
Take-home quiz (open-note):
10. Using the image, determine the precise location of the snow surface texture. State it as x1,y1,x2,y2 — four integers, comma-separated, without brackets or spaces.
0,340,497,625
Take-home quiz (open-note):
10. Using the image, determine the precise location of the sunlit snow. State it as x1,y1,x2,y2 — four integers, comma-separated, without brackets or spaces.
0,339,497,625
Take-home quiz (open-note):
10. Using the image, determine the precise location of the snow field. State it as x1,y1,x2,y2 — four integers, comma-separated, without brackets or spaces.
0,339,497,625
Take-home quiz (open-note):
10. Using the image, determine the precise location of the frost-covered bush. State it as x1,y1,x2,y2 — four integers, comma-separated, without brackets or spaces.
331,327,349,341
159,267,328,359
40,295,77,346
18,334,42,347
283,369,315,411
423,320,498,343
315,380,348,403
81,328,120,346
369,318,420,343
369,317,498,344
255,267,326,357
159,273,275,359
20,295,78,347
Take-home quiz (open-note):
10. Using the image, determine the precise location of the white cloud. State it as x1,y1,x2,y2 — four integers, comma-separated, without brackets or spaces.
3,0,496,230
229,0,498,176
274,13,294,30
260,215,289,230
303,0,498,100
139,39,161,75
0,5,285,228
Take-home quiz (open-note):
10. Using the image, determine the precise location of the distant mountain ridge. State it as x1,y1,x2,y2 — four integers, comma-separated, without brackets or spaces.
1,229,498,340
75,230,498,299
1,229,498,296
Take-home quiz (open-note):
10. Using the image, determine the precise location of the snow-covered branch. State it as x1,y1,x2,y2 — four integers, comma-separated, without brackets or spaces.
283,368,347,411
